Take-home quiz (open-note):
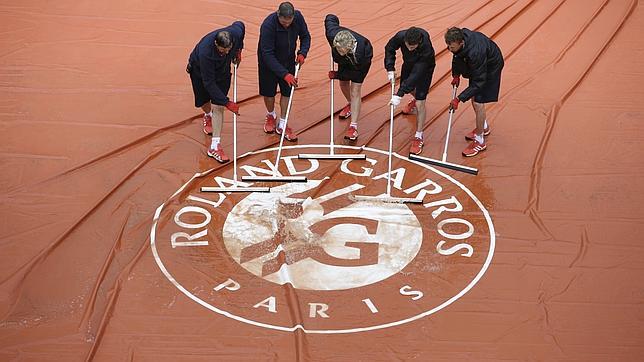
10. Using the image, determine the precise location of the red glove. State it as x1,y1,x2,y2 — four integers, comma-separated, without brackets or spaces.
225,101,240,115
449,98,460,111
234,49,242,65
451,75,460,87
296,54,306,66
284,73,298,87
328,71,338,80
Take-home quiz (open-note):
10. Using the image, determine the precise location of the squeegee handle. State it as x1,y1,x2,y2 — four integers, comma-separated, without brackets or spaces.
442,85,458,162
329,52,335,153
274,63,300,171
386,80,395,197
233,63,238,182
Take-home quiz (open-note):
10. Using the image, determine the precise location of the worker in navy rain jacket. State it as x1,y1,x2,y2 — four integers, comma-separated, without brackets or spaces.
258,1,311,142
446,27,504,157
385,26,436,155
187,21,244,163
325,14,373,141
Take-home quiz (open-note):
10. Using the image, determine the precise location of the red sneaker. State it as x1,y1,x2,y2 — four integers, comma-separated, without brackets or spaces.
464,126,491,141
207,144,230,163
276,126,298,141
344,125,358,140
339,104,351,119
263,114,276,133
409,137,424,155
401,99,417,115
462,140,487,157
203,113,213,135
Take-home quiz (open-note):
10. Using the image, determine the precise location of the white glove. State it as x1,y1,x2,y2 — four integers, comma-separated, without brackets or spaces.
390,95,402,107
387,71,395,81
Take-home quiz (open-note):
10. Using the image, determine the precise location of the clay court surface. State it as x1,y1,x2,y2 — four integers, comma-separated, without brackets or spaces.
2,0,644,360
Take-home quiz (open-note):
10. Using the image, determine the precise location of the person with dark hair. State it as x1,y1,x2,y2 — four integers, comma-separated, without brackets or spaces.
187,21,244,163
445,27,504,157
258,1,311,141
385,26,436,155
325,14,373,141
215,31,232,49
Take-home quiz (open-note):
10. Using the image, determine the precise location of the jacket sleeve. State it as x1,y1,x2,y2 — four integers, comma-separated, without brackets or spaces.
199,51,229,106
360,40,373,73
451,56,461,77
259,21,289,78
458,49,487,102
397,45,435,96
324,14,340,41
297,13,311,57
231,21,245,51
384,34,400,71
324,14,341,61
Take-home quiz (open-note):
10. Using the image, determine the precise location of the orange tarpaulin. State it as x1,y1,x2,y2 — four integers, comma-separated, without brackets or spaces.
2,1,644,360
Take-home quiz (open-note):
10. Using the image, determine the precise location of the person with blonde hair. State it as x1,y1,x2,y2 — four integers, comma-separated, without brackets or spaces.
324,14,373,141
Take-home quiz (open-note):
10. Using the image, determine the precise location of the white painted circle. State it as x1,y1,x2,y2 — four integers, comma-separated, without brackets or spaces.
150,144,496,334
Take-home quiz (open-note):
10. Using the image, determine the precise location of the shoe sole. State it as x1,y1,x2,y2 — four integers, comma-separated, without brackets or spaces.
464,130,491,141
206,153,230,163
276,131,298,142
462,146,486,157
344,135,358,141
339,113,351,119
204,129,213,135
